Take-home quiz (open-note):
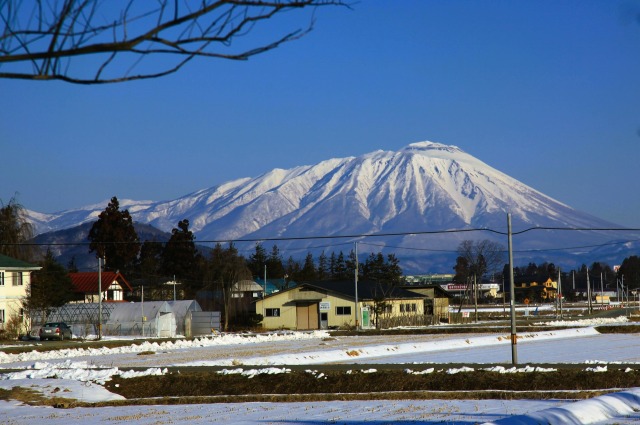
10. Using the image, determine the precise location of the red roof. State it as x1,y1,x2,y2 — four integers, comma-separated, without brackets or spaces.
69,271,133,293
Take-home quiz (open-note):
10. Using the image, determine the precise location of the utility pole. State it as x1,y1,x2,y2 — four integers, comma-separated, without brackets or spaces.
557,268,563,319
141,285,145,337
354,242,359,330
587,271,592,315
508,214,517,365
474,274,478,322
98,257,102,340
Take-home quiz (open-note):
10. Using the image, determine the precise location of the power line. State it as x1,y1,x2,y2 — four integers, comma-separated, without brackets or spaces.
7,225,640,249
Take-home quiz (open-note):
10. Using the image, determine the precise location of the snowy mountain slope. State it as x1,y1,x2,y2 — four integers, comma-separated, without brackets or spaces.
27,141,636,271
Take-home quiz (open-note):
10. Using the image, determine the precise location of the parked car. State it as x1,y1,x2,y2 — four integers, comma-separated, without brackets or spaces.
39,322,73,341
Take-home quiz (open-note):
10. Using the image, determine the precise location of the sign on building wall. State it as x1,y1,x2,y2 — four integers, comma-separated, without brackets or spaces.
319,302,331,312
361,306,371,328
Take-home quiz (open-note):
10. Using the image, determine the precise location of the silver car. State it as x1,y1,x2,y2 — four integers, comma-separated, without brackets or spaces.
39,322,73,341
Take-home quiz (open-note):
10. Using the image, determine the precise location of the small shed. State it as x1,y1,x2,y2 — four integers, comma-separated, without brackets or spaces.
106,301,176,338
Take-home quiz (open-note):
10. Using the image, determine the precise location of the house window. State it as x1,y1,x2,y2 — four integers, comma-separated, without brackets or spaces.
384,304,393,314
12,272,23,286
336,306,351,315
400,303,417,313
0,309,4,323
265,308,280,317
0,271,4,286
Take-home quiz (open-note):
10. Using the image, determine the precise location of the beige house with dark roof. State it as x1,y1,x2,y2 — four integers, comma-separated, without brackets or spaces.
255,280,433,330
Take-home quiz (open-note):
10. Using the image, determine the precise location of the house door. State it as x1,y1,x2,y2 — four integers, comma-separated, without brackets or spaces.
320,312,328,330
296,302,319,330
158,312,174,338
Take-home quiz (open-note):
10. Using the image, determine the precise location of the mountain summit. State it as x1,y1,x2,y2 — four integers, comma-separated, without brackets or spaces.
29,141,632,272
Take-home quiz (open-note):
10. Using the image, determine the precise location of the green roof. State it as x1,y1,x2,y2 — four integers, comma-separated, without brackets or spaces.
0,254,40,270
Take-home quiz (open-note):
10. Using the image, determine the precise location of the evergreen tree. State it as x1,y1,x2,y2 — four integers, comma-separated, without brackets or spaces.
136,239,164,297
138,240,163,277
317,251,328,280
285,256,301,286
453,256,470,284
88,196,140,273
333,251,347,279
345,249,358,279
266,245,285,278
383,253,402,283
362,252,403,283
247,243,267,278
160,219,201,298
25,249,75,323
0,196,35,261
619,256,640,290
363,252,385,281
299,252,316,282
66,256,79,273
329,252,337,279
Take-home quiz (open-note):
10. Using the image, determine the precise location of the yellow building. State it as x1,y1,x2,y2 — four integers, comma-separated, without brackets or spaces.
255,280,430,330
0,254,41,331
515,278,558,302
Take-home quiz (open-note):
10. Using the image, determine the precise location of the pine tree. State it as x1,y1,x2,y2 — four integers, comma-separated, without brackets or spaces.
333,251,347,279
266,245,285,278
619,256,640,290
384,253,403,283
25,249,75,323
66,256,79,273
317,251,328,280
329,252,337,279
285,256,301,286
247,243,267,278
160,219,201,298
136,239,164,296
88,196,140,273
299,252,317,282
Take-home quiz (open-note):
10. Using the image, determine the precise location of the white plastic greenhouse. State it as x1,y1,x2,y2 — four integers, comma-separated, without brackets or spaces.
106,301,176,338
167,300,202,336
33,300,205,338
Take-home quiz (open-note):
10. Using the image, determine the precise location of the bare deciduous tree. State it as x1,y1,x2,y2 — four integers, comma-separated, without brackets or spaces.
0,0,346,84
0,195,35,261
457,239,505,281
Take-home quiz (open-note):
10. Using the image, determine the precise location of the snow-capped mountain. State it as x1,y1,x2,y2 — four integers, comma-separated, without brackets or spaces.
28,142,636,272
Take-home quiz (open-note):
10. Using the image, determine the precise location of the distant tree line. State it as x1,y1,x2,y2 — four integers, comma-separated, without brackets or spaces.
85,197,404,329
451,238,640,304
3,195,640,329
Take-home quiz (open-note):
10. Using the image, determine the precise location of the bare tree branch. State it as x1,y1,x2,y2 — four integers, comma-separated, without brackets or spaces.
0,0,347,84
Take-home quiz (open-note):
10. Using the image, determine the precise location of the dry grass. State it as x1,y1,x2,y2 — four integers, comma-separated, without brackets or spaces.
2,322,639,407
99,368,640,405
0,386,82,408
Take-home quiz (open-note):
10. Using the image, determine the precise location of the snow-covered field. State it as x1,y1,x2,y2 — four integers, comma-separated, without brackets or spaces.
1,317,639,424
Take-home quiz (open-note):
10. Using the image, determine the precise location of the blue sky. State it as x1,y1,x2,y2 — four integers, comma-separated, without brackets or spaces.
2,1,639,227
